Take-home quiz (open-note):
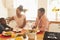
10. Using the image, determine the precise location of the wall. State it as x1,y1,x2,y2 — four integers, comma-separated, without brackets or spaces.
5,0,16,17
0,0,8,18
2,0,47,17
2,0,15,17
38,0,47,14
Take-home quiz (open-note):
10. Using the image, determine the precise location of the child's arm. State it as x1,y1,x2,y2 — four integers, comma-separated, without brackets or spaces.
5,25,13,31
23,17,26,27
21,16,26,28
8,16,14,24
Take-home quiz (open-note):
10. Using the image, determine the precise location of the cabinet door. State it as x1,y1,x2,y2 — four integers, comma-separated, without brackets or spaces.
49,23,60,32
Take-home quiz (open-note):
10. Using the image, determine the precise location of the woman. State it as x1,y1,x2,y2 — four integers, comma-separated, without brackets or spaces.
8,5,26,28
35,8,49,33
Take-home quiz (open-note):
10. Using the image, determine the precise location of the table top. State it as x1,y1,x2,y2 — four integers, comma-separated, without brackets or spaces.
0,33,44,40
0,29,44,40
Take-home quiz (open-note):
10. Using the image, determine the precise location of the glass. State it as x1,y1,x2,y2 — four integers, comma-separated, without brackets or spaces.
0,38,2,40
11,32,16,38
15,36,23,40
27,33,36,40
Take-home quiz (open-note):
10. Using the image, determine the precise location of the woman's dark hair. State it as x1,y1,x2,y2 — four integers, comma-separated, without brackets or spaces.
17,5,23,11
38,8,45,12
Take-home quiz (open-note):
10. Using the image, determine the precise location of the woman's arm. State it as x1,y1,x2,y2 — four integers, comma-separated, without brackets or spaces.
32,18,38,29
40,16,49,31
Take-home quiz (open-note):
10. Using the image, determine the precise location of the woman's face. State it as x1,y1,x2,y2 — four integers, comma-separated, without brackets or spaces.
16,8,21,15
38,11,44,18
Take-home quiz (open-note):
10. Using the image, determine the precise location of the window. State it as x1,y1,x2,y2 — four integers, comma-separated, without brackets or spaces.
13,0,38,20
47,0,60,21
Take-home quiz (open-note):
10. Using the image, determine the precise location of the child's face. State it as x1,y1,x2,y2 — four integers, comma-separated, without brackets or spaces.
16,8,21,15
1,20,6,24
38,11,44,18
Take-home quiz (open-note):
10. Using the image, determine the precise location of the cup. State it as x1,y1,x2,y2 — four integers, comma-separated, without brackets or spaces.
27,33,36,40
15,36,23,40
11,32,16,38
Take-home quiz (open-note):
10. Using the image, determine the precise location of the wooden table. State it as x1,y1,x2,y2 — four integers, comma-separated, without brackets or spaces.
0,29,44,40
0,33,44,40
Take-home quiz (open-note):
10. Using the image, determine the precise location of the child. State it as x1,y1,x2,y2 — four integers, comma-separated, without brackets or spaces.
0,18,13,31
0,24,4,34
8,5,26,28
